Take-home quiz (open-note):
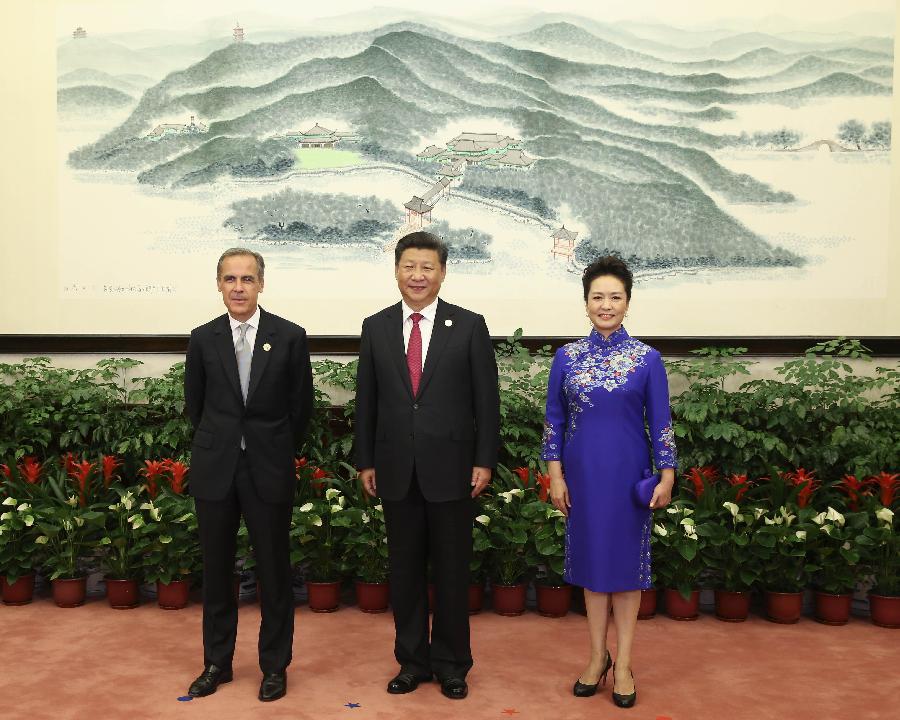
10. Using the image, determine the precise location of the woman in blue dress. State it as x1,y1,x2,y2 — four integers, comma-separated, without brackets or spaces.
542,256,677,709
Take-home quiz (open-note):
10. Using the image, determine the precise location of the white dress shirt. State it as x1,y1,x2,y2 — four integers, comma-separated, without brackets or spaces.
228,305,260,356
402,298,438,370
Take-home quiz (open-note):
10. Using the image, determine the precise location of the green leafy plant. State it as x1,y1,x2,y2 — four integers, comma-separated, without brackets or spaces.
652,502,705,599
338,501,389,584
858,507,899,596
290,488,348,583
808,506,866,595
0,496,42,583
484,488,534,585
751,506,819,593
700,501,765,592
134,490,200,585
521,497,567,586
98,488,145,580
34,494,104,580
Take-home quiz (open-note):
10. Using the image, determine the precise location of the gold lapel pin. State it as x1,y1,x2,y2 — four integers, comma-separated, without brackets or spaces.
263,343,272,352
445,319,453,327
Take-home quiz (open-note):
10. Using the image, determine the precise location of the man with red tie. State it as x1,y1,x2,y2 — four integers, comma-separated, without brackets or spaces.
354,231,500,700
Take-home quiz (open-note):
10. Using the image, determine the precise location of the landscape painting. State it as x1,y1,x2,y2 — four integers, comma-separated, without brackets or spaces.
54,1,896,336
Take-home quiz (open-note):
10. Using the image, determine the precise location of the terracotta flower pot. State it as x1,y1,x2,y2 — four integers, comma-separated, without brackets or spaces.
157,579,190,609
106,578,139,609
638,588,658,619
765,590,803,624
492,582,527,616
715,589,751,622
814,591,852,625
869,593,900,629
468,582,485,614
2,574,35,605
536,583,572,617
665,588,699,621
307,580,341,612
355,580,389,613
52,577,87,608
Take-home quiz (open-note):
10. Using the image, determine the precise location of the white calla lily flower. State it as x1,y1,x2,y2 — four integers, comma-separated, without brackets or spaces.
1,497,17,506
653,523,667,537
722,502,739,517
475,514,490,525
875,507,894,524
299,502,314,512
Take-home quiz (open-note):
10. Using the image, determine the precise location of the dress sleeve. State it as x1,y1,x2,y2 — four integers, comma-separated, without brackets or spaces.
541,348,567,462
646,350,677,469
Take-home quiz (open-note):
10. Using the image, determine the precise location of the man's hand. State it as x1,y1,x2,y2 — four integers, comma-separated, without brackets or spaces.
471,466,492,497
359,468,377,497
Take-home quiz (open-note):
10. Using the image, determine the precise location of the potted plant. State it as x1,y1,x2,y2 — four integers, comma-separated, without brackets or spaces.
485,489,533,615
809,506,866,625
859,506,900,628
522,497,571,617
290,488,347,612
98,489,145,608
0,495,42,604
469,511,492,614
35,495,104,607
134,488,199,609
337,501,390,613
752,505,818,623
653,503,704,620
702,501,763,621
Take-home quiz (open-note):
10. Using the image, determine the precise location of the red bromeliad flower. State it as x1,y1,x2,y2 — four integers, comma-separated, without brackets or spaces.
69,460,95,507
140,460,168,499
17,457,43,485
685,467,708,498
836,474,866,511
513,467,531,486
311,466,329,495
61,452,80,476
101,455,122,489
536,471,551,502
295,457,308,476
783,468,819,508
726,473,752,502
165,460,189,495
867,472,899,508
0,464,10,482
698,466,718,483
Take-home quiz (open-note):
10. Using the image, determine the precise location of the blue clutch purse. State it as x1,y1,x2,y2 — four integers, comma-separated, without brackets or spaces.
633,469,660,508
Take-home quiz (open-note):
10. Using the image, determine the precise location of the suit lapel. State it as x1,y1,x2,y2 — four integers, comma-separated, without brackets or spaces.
213,314,243,403
246,307,275,405
385,303,414,399
417,298,453,399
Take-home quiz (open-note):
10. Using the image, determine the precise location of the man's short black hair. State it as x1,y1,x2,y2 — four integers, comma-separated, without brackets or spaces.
582,255,633,301
394,231,449,266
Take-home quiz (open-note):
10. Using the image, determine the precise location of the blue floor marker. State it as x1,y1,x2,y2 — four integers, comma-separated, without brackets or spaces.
177,696,194,702
345,702,362,709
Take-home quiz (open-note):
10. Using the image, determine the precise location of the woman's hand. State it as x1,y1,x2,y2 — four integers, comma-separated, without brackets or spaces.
649,469,675,509
547,460,570,517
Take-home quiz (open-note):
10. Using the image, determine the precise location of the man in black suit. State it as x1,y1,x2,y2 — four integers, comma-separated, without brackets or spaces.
184,248,313,702
354,231,500,700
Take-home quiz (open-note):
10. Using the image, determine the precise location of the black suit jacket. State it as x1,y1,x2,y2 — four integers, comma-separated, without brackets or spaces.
184,307,313,504
354,298,500,502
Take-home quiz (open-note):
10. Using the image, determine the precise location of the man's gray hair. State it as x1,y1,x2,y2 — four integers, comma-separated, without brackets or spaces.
217,247,265,280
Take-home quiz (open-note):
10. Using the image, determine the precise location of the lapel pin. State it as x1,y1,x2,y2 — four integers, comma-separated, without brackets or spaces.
263,343,272,352
445,319,453,327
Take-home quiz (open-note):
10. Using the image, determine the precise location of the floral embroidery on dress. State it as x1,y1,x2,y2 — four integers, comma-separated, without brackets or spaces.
655,424,678,468
559,332,652,439
542,420,560,461
638,514,653,589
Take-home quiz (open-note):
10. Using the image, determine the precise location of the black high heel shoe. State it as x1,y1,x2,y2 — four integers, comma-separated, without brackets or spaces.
611,664,636,708
573,650,612,697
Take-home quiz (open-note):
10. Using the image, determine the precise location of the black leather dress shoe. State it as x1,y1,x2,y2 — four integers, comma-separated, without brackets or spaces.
187,664,233,697
440,677,468,700
259,671,287,702
387,672,432,694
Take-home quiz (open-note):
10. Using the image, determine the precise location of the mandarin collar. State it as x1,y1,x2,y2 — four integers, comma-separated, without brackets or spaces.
588,326,629,348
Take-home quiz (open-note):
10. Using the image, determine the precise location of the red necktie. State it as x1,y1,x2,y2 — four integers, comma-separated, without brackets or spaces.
407,312,423,395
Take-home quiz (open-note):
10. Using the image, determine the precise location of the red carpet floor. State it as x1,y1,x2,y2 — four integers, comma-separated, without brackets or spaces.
1,594,897,720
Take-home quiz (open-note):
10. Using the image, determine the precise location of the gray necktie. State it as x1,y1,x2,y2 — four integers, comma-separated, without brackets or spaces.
236,323,251,449
236,322,252,403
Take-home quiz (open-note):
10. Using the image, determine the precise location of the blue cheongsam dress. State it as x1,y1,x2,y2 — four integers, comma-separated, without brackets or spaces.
541,327,677,592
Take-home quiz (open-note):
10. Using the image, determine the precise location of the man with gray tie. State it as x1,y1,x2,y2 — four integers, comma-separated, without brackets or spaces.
184,248,313,702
